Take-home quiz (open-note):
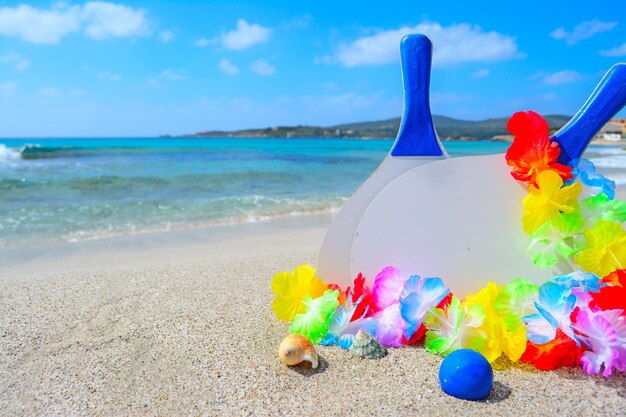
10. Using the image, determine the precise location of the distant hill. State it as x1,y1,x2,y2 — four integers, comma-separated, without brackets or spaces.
172,114,572,141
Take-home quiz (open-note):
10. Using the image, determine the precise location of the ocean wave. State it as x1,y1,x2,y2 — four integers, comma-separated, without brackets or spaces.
610,174,626,186
0,143,72,161
19,144,64,159
589,155,626,169
0,194,347,247
585,146,626,156
0,144,23,163
0,143,144,161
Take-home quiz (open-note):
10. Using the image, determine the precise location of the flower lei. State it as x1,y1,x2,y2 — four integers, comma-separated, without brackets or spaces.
270,111,626,377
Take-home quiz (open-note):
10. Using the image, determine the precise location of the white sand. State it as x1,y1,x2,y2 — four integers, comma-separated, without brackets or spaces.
1,214,625,416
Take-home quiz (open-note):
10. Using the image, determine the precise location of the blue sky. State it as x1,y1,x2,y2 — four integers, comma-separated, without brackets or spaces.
1,0,625,137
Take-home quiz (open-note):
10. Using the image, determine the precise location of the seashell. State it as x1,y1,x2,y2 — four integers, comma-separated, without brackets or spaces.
278,334,319,369
349,330,386,359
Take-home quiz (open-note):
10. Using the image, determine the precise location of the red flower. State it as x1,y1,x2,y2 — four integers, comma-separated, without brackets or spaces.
589,269,626,314
520,329,585,370
505,111,573,185
601,269,625,287
350,273,374,321
327,273,374,321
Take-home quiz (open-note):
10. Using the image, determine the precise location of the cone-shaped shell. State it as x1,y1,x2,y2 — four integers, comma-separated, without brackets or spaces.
278,334,319,369
349,330,386,359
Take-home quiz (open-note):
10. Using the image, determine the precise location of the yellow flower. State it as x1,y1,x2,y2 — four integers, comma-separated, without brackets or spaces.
574,221,626,277
271,264,328,322
522,170,582,234
463,282,527,362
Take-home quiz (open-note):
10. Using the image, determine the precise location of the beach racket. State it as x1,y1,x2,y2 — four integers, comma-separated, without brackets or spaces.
318,35,447,284
351,62,626,296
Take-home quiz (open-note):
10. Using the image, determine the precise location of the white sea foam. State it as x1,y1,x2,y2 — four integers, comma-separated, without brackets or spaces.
586,146,625,156
0,144,22,163
589,155,626,168
611,174,626,186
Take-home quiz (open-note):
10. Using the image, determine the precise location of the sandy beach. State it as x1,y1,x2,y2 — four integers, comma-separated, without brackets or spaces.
2,0,626,414
1,212,625,417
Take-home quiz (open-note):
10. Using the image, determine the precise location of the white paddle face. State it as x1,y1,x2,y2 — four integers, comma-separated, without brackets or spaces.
351,154,571,297
318,154,446,286
317,34,447,286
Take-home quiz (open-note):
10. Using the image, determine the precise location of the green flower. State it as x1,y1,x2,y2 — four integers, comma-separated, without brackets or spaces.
579,193,626,226
424,296,486,356
289,290,339,344
527,212,584,268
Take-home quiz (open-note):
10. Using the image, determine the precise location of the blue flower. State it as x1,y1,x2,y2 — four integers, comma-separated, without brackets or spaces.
567,158,615,199
523,281,582,346
400,275,449,340
551,271,603,293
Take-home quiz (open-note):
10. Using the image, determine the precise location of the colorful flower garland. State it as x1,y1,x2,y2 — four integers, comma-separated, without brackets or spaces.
271,111,626,377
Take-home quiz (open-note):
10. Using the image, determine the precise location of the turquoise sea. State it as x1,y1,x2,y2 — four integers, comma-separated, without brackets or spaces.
1,138,625,247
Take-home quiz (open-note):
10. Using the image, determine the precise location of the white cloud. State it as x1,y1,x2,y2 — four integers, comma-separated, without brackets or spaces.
332,22,520,67
148,69,186,85
195,37,210,47
0,81,17,95
250,60,276,75
159,69,185,81
159,30,174,42
0,4,81,44
0,53,30,71
0,2,149,44
472,68,490,78
539,70,584,85
219,58,239,75
551,20,618,45
221,19,271,50
97,71,121,81
600,43,626,57
14,59,30,70
82,2,149,40
0,53,20,63
39,86,62,97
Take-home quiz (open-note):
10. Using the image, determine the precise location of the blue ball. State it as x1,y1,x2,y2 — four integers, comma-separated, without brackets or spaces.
438,349,493,401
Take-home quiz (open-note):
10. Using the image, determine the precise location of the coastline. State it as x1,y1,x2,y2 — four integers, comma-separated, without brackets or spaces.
2,139,623,249
1,214,625,416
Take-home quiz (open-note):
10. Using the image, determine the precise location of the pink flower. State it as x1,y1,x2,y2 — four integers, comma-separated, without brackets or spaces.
374,303,405,347
574,308,626,376
371,266,405,313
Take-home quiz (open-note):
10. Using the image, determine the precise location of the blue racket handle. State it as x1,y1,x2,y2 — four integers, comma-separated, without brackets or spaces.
391,34,443,157
552,63,626,164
